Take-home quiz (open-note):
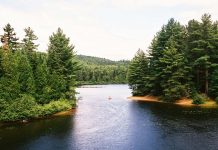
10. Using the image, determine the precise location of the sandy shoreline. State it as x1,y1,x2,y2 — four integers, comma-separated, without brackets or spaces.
128,95,218,108
53,109,76,116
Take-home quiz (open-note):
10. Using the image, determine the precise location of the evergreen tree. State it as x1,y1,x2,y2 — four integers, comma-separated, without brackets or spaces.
128,49,149,96
209,67,218,98
149,18,186,95
186,14,214,95
22,27,38,52
0,48,3,77
159,39,191,101
34,53,49,103
22,27,39,73
47,28,78,100
16,50,35,95
0,51,20,100
0,25,79,121
127,14,218,103
1,23,19,52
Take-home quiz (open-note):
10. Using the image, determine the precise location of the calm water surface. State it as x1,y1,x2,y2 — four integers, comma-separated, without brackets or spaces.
1,84,218,150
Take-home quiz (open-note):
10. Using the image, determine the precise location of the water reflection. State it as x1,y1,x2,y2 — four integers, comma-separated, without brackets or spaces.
0,116,75,150
128,101,218,150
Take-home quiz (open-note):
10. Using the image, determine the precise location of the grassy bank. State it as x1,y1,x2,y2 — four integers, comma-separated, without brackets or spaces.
0,98,76,122
128,96,218,108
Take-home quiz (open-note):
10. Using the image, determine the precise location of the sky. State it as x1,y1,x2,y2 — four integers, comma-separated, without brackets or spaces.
0,0,218,60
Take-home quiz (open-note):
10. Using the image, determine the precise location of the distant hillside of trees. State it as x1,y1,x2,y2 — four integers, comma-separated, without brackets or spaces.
76,55,129,85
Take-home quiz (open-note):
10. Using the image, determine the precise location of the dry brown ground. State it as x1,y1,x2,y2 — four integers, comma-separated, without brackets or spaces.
53,109,76,116
128,96,218,108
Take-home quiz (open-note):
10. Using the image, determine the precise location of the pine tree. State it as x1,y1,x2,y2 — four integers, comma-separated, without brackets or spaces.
0,51,20,100
47,28,78,100
16,50,35,95
149,18,186,95
159,39,191,101
208,21,218,98
22,27,38,52
209,67,218,98
1,23,19,52
0,48,3,78
22,27,39,73
128,49,149,96
186,14,214,95
34,53,49,103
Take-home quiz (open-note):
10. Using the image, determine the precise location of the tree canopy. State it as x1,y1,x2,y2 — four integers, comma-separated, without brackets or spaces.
0,25,78,121
128,14,218,103
76,55,129,85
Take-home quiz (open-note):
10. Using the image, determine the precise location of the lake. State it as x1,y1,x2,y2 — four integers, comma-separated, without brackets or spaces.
1,84,218,150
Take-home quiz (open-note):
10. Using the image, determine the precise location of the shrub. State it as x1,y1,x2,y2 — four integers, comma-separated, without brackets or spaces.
0,99,8,111
161,85,187,102
0,96,75,122
31,99,73,118
0,94,37,121
215,97,218,104
192,93,206,105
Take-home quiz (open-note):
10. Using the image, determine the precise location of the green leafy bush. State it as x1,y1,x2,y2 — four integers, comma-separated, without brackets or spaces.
159,82,190,102
192,93,206,105
0,95,74,122
0,94,37,121
215,97,218,104
31,99,73,118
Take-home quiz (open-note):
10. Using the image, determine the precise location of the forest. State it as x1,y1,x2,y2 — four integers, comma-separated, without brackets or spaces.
128,14,218,104
0,24,129,122
0,24,79,121
76,55,129,85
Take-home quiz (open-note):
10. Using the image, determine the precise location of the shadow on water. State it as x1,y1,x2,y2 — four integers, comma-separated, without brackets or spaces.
0,116,75,150
127,101,218,150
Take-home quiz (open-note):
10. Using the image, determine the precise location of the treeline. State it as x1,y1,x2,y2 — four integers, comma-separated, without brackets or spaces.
76,55,129,85
0,24,78,121
128,14,218,104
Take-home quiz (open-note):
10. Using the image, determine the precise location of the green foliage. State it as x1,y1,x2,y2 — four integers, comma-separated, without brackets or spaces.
34,53,49,103
31,99,73,118
0,99,7,110
0,96,73,121
0,26,78,122
209,67,218,98
1,23,19,51
187,14,215,95
76,55,129,66
16,50,35,95
0,94,37,121
148,18,187,96
128,49,149,96
22,27,38,52
215,97,218,104
128,13,218,103
47,28,79,100
192,93,206,105
0,48,3,77
0,51,20,100
47,73,67,100
159,41,191,102
22,27,39,71
76,55,129,85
